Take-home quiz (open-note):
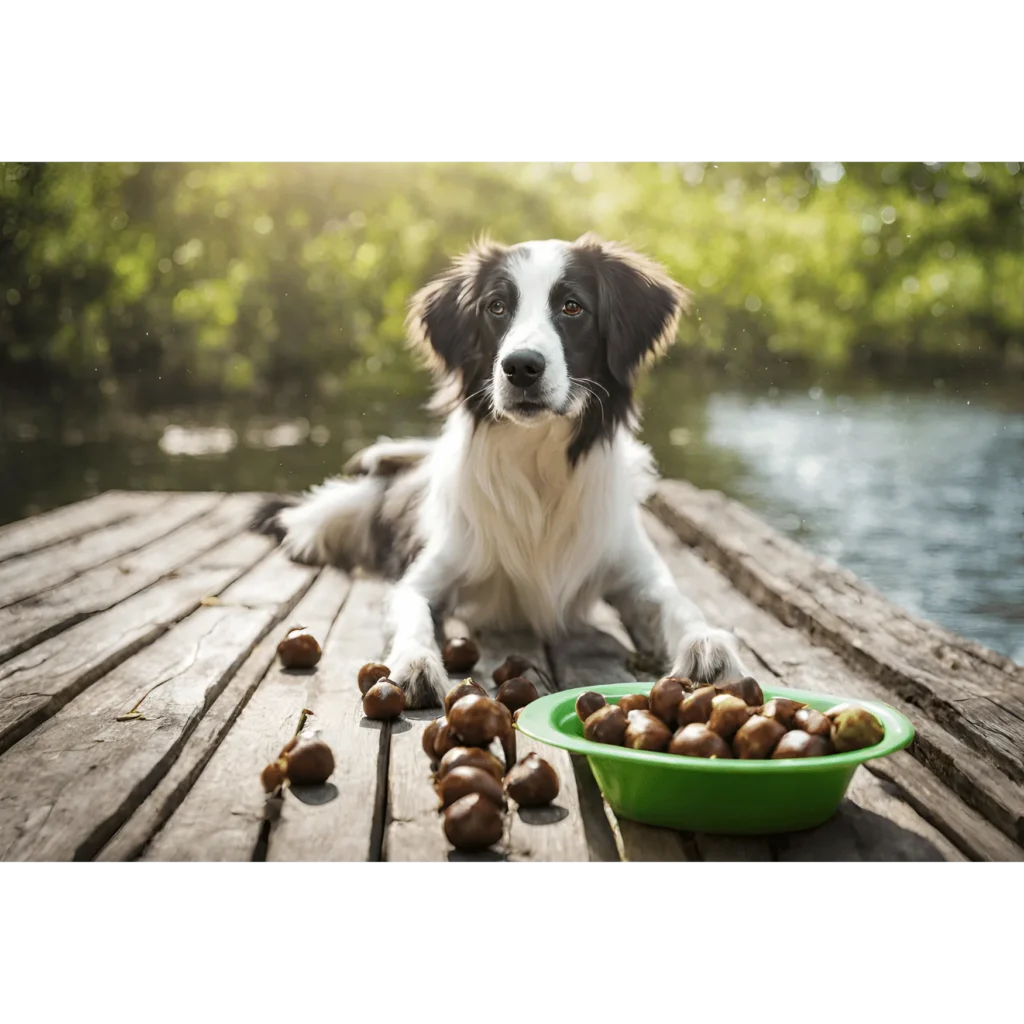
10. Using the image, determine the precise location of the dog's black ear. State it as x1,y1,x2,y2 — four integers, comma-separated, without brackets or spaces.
406,238,507,374
576,234,690,387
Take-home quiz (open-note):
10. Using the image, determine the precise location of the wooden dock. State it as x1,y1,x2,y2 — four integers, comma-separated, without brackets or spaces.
0,484,1021,862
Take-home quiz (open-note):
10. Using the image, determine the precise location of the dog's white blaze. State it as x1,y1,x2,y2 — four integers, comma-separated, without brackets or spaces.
493,240,572,415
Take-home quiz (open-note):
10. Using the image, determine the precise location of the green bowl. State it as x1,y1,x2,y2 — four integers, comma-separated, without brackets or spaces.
516,683,914,835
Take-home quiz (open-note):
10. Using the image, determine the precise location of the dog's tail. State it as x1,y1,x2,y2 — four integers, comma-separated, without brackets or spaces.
250,495,300,542
251,438,434,569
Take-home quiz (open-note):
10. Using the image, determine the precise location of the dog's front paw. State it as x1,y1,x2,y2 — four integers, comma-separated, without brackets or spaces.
671,625,747,685
385,644,449,709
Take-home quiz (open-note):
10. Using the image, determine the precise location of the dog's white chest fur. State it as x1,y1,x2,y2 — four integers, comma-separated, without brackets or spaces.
422,410,656,634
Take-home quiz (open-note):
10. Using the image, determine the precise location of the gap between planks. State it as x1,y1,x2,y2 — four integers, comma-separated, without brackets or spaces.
650,480,1024,786
0,544,318,861
0,493,259,665
0,492,216,609
641,511,1022,861
383,625,595,862
98,569,350,861
0,491,171,565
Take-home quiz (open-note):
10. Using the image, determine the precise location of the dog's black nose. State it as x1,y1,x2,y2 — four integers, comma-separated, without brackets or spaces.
501,349,546,389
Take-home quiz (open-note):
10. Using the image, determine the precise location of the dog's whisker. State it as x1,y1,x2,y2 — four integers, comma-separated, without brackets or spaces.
571,381,605,428
572,376,610,398
459,383,492,409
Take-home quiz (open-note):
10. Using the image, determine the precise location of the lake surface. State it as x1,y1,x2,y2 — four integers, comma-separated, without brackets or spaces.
3,376,1022,663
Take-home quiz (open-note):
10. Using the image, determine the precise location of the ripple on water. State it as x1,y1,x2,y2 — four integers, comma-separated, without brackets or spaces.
703,391,1024,663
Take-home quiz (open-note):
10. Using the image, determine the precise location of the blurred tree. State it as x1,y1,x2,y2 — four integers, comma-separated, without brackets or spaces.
1,161,1021,403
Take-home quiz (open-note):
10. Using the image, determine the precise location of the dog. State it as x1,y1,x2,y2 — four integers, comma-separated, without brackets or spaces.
253,233,747,707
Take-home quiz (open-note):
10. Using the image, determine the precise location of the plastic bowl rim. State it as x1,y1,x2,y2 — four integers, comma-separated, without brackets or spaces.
515,682,914,772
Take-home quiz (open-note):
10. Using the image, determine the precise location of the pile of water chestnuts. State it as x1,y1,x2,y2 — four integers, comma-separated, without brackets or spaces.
423,667,556,853
577,675,885,760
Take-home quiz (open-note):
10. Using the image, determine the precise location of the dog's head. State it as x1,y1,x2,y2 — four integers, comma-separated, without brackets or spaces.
407,235,689,462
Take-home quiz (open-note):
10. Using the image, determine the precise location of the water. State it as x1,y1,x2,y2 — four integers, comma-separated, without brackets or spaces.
688,389,1024,663
3,377,1022,663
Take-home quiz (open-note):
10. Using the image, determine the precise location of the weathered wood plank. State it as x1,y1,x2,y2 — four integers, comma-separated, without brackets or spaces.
0,531,274,756
844,768,966,861
382,704,456,861
378,622,509,864
0,491,163,565
642,511,1024,860
651,479,1024,783
546,625,698,862
381,624,597,862
648,636,953,862
0,493,256,662
264,577,392,862
102,569,348,861
4,480,1002,866
866,752,1024,862
0,549,314,861
564,754,625,863
471,630,592,862
775,768,967,861
655,478,1024,681
0,493,218,608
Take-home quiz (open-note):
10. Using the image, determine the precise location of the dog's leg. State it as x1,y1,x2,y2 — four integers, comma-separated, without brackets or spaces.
383,548,457,709
344,437,436,478
604,527,747,685
253,476,383,567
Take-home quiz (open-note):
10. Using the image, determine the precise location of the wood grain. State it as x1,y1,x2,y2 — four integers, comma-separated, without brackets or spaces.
4,482,1011,865
866,752,1024,862
265,577,393,862
105,569,348,861
381,706,454,862
0,493,255,662
474,631,591,862
0,493,216,608
651,480,1024,783
843,768,966,861
641,511,1024,860
546,625,699,862
381,627,596,862
382,618,497,860
775,767,966,861
0,531,273,755
0,491,161,565
0,548,314,861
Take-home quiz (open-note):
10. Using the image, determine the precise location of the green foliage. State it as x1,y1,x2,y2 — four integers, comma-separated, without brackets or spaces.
1,161,1022,400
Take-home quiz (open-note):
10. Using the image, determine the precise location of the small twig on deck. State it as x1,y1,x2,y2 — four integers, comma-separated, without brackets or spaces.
294,707,314,738
114,617,221,721
263,708,317,806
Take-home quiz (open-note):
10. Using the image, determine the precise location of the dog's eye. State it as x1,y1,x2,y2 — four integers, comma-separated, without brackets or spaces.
563,299,583,317
487,300,506,316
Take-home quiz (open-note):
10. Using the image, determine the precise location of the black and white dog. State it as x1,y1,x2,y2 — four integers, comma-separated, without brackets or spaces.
254,234,746,707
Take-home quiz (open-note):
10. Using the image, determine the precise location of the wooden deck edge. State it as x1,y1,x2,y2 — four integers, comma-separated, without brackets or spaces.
650,479,1023,678
648,480,1024,787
